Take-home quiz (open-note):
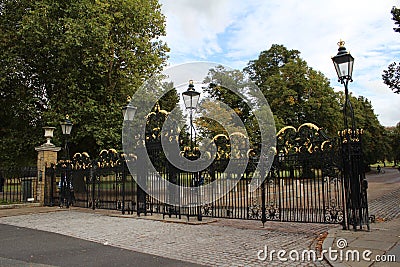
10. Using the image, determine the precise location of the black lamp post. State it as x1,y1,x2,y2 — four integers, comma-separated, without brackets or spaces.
59,115,73,208
332,40,369,230
121,98,137,214
182,80,202,221
182,80,201,154
60,115,73,160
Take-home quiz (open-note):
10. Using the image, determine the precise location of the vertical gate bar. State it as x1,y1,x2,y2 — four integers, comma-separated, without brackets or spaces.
238,173,241,219
245,172,249,220
306,170,310,222
211,168,215,217
225,172,228,217
85,169,89,208
315,165,320,222
0,171,3,202
295,167,298,221
318,165,321,223
341,142,348,230
16,176,19,203
277,161,282,221
216,171,219,217
197,171,202,221
230,173,234,218
261,175,266,226
122,160,126,214
305,168,308,222
91,167,95,210
321,166,326,223
287,166,292,221
114,168,117,210
239,174,242,219
304,171,308,222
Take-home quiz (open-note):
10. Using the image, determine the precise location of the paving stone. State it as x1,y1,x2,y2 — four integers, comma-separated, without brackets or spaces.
0,210,334,266
368,187,400,221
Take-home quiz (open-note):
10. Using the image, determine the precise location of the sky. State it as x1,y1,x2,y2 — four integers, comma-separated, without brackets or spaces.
159,0,400,126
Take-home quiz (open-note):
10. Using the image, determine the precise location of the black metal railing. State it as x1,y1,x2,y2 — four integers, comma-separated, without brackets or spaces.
44,123,358,226
0,167,37,204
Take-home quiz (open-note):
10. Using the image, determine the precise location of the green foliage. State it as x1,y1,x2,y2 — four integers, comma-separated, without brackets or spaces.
386,122,400,165
0,0,169,166
383,62,400,94
243,44,387,166
391,6,400,33
244,44,342,136
349,95,387,165
382,6,400,94
198,66,261,149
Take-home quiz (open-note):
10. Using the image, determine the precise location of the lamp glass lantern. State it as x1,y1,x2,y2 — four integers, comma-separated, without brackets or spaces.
122,102,137,121
182,80,200,110
60,116,73,135
332,40,354,82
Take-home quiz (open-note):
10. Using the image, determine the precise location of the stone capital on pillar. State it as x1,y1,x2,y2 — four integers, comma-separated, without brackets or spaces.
35,143,62,153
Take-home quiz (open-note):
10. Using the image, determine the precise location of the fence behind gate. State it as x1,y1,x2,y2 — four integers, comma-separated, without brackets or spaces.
0,167,37,204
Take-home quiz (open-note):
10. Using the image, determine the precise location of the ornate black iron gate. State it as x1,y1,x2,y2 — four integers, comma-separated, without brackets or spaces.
262,123,344,224
45,122,358,226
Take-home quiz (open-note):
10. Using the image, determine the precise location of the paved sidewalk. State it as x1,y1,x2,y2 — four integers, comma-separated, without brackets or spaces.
323,217,399,267
0,207,334,266
322,169,400,267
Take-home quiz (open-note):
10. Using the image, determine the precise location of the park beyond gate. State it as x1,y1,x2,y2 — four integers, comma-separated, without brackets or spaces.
44,121,363,226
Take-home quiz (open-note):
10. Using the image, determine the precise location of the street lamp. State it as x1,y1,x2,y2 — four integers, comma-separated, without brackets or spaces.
182,80,201,153
332,40,355,131
59,115,73,208
122,96,137,122
332,40,354,84
121,98,137,214
182,80,202,221
332,40,369,231
60,115,73,160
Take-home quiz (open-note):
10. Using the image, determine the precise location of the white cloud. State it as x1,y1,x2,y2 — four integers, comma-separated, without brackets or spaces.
160,0,242,59
159,0,400,125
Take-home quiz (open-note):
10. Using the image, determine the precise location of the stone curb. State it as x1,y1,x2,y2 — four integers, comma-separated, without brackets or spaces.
0,203,42,209
132,215,218,225
70,207,218,225
322,228,344,267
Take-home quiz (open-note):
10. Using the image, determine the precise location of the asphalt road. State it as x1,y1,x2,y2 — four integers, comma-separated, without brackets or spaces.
0,223,204,267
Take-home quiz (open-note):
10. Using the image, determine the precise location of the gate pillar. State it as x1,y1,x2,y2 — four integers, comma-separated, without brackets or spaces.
35,128,61,204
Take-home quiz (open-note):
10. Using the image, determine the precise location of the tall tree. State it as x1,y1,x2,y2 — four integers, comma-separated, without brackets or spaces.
244,44,342,136
382,6,400,94
0,0,169,166
350,95,387,167
386,122,400,165
197,66,262,150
